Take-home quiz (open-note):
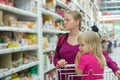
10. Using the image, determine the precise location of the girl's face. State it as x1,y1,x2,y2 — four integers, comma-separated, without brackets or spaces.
63,13,78,31
79,42,90,54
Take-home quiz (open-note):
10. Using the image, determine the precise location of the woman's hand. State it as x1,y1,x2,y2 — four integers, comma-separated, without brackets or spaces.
56,59,68,68
115,70,120,78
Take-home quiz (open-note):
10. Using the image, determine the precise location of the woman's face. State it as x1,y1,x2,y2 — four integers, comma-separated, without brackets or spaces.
63,13,78,31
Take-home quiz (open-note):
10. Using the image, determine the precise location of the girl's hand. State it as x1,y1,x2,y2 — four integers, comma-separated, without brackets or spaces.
75,52,81,68
56,59,68,68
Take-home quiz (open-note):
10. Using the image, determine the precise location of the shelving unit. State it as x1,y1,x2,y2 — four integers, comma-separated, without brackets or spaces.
0,26,37,33
0,0,40,80
0,45,38,55
42,8,64,20
0,61,39,78
0,4,37,17
0,0,99,79
56,0,70,10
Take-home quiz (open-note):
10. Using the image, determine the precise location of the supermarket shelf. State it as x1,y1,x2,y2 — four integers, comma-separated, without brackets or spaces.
0,26,37,33
43,48,55,53
0,45,38,55
42,8,64,20
0,61,39,78
72,0,92,19
56,0,70,10
0,4,37,18
72,0,85,13
44,64,55,74
42,28,68,34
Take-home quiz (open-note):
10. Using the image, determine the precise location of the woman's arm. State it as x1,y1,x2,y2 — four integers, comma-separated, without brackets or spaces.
53,35,68,68
53,35,63,66
102,49,120,73
53,49,61,67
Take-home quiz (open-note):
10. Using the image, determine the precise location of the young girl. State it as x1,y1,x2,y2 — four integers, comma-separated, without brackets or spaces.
75,31,106,80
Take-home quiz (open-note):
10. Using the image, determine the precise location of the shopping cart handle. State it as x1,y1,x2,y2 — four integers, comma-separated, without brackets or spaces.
65,64,75,67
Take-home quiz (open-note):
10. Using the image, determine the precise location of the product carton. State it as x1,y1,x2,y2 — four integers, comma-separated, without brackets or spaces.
3,14,17,27
14,0,37,13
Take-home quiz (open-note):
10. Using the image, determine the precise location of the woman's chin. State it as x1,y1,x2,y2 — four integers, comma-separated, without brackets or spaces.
64,28,69,31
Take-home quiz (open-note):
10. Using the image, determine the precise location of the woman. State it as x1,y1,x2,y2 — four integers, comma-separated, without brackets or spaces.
53,10,120,79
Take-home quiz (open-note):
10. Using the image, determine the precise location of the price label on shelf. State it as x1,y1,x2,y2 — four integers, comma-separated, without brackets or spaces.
11,70,14,73
27,47,30,50
27,13,31,17
21,48,23,51
10,27,14,31
17,29,19,32
12,8,15,12
2,73,6,77
0,5,2,9
6,7,9,11
21,67,23,70
12,49,15,52
17,10,20,14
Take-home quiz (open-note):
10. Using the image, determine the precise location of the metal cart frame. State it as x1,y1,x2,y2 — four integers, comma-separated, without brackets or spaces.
56,64,118,80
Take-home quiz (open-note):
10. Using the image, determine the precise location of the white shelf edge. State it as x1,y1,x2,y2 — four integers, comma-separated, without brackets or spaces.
42,8,64,20
56,0,71,10
72,0,92,19
42,28,68,34
0,61,39,78
33,76,40,80
0,4,37,18
0,45,38,55
72,0,85,13
44,64,55,74
43,48,55,53
0,26,38,33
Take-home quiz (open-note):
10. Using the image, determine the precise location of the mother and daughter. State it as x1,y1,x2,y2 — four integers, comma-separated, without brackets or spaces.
53,10,120,80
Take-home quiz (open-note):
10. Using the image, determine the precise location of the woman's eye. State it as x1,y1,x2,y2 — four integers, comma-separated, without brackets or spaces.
65,19,70,22
80,44,84,46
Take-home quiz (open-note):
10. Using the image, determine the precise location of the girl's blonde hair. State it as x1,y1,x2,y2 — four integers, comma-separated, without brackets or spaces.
78,31,106,67
65,10,82,30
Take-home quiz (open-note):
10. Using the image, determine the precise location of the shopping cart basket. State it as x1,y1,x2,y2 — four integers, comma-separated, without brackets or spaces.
104,70,118,80
56,64,118,80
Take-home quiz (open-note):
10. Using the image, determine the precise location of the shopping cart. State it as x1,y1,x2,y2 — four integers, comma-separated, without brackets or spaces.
56,64,118,80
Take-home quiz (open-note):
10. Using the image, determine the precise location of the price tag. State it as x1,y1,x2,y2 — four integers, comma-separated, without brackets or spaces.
21,48,23,51
0,5,2,9
17,29,19,32
21,67,23,70
12,49,15,52
2,73,6,77
10,27,13,31
12,8,15,12
11,70,14,73
6,6,9,10
28,47,30,50
17,10,20,13
27,13,31,17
